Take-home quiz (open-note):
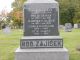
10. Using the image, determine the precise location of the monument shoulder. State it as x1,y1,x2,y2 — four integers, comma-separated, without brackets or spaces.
24,0,58,3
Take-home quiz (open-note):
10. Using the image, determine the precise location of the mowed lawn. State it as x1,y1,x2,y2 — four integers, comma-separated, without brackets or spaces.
0,29,80,60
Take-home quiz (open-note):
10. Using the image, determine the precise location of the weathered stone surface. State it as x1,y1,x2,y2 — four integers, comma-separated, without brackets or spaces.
15,0,69,60
65,23,72,32
15,48,69,60
23,3,59,36
20,36,63,49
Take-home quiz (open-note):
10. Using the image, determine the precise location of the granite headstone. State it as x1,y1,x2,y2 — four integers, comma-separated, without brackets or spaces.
78,24,80,28
3,26,11,34
24,2,59,36
74,24,78,29
15,0,69,60
65,23,72,32
74,24,80,28
20,0,63,49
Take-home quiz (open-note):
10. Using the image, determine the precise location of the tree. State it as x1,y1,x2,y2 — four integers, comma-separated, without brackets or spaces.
73,12,80,23
0,9,8,29
12,0,26,10
9,0,26,28
58,0,77,25
73,0,80,24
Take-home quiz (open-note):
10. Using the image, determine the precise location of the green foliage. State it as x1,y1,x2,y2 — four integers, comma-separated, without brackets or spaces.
12,0,26,10
73,12,80,23
60,6,75,25
60,29,80,60
0,29,22,60
8,0,26,28
59,0,80,24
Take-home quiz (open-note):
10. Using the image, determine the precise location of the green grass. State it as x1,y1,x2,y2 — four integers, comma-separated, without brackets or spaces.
0,29,80,60
0,29,23,60
60,29,80,60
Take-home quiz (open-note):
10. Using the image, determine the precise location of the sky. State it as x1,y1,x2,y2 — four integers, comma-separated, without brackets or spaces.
0,0,14,13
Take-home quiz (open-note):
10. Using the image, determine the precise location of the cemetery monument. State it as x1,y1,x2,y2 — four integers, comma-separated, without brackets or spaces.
65,23,72,32
15,0,69,60
74,23,80,29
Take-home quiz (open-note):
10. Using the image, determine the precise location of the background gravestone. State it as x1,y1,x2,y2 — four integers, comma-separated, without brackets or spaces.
65,23,72,32
78,24,80,28
15,0,69,60
74,24,80,29
3,26,11,34
59,25,64,29
74,24,78,29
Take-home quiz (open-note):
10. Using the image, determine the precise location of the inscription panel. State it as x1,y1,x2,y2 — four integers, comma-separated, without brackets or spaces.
24,3,59,36
20,39,63,49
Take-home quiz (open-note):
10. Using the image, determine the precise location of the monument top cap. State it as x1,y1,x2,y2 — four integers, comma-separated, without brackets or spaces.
25,0,57,3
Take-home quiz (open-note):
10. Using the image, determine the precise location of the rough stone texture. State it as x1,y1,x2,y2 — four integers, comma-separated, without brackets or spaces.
64,23,72,32
15,48,69,60
15,0,69,60
23,3,59,36
20,36,63,48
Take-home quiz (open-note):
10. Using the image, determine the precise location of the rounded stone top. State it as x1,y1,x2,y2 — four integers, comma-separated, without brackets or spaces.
25,0,58,3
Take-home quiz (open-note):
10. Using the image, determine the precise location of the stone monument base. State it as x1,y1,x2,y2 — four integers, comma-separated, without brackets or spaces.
20,36,63,48
15,48,69,60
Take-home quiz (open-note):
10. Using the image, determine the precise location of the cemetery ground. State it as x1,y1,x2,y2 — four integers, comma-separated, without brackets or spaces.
0,29,80,60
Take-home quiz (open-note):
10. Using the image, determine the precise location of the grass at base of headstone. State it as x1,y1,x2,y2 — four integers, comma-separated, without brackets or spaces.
60,29,80,60
0,29,23,60
0,29,80,60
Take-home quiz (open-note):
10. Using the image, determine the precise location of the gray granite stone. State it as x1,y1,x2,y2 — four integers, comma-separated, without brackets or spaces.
20,36,63,49
15,48,69,60
78,24,80,28
21,0,63,48
74,24,80,28
74,24,78,28
23,3,59,36
65,23,72,32
15,0,69,60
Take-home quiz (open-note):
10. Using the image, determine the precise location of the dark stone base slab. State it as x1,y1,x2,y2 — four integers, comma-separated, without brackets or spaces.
20,36,63,49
